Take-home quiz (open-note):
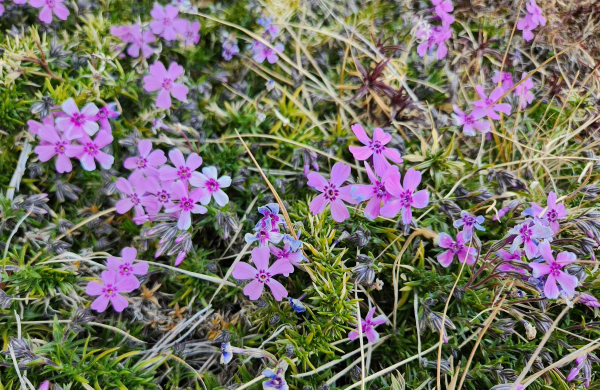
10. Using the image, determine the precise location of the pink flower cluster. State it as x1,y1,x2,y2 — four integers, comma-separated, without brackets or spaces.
86,247,148,312
252,17,285,64
150,3,200,45
116,145,231,231
415,0,454,60
517,0,546,41
31,98,119,173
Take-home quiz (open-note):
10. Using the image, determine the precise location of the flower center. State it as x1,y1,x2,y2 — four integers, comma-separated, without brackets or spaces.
547,209,558,222
485,98,494,106
550,262,561,277
179,197,194,211
137,158,147,169
177,166,191,180
519,225,532,240
72,113,86,126
55,141,67,154
206,178,220,193
450,242,463,253
158,191,170,203
463,215,475,225
120,264,131,274
47,0,56,7
84,142,98,155
323,184,339,201
255,269,271,283
164,17,172,26
131,193,141,205
399,190,413,207
369,140,384,153
374,181,386,198
162,78,173,90
464,114,475,125
103,284,118,296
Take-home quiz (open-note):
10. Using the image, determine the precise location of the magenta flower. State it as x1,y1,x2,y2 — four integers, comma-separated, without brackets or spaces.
514,73,534,109
232,246,294,301
106,247,149,289
28,116,55,136
245,218,284,247
116,177,159,218
348,123,403,176
472,85,512,120
381,168,429,224
30,0,69,23
432,0,454,26
496,249,526,274
452,106,489,136
176,19,201,46
508,218,554,259
307,162,360,222
124,140,167,185
93,103,119,133
269,242,305,268
189,166,231,207
436,231,477,267
38,381,50,390
128,24,156,58
348,307,386,343
252,41,284,64
531,191,566,233
492,71,514,92
56,98,100,140
150,3,181,40
517,14,536,41
417,24,452,59
164,181,207,230
349,163,395,220
529,240,578,299
526,0,546,26
34,124,78,173
453,210,485,241
142,177,174,213
110,25,135,43
86,270,138,312
0,2,4,16
70,131,114,171
143,61,189,108
159,149,202,183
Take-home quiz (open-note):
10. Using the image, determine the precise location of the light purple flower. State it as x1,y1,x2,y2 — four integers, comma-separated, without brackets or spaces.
128,24,156,58
257,16,280,40
93,103,119,133
492,71,514,92
176,19,201,46
222,39,239,61
496,249,526,273
164,181,208,230
453,210,485,241
252,40,284,64
189,166,231,207
30,0,69,23
349,163,395,220
526,0,546,26
381,168,429,224
86,270,138,312
566,354,593,386
531,191,566,233
432,0,454,26
56,98,100,140
106,247,149,289
452,105,489,136
110,25,135,43
514,73,534,109
529,240,578,299
508,218,554,259
232,246,294,301
348,306,386,343
269,242,305,269
142,177,174,213
70,131,114,171
579,293,600,308
28,116,55,136
417,24,452,59
38,381,50,390
245,218,284,247
150,3,181,40
517,14,536,41
472,85,512,120
493,200,519,221
116,177,159,219
348,123,403,176
257,203,285,231
436,231,477,267
143,61,189,108
0,2,4,16
34,124,79,173
262,368,289,390
159,148,202,183
124,140,167,185
307,162,360,222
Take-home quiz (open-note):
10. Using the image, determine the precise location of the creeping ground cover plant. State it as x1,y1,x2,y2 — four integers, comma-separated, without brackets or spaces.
2,0,600,389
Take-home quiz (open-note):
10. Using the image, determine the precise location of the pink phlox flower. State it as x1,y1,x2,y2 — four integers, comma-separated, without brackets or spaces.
175,19,201,46
348,123,403,176
38,381,50,390
579,293,600,308
508,218,554,259
257,203,286,231
307,162,360,222
348,306,386,343
472,85,512,120
143,61,189,108
432,0,454,26
232,246,294,301
142,177,174,214
128,24,156,58
93,102,119,132
381,168,429,224
30,0,69,23
531,191,566,234
517,14,536,41
496,249,526,274
150,3,181,40
417,24,452,59
70,130,114,171
529,240,578,299
106,247,149,289
349,163,396,220
436,231,477,267
526,0,546,26
111,24,135,43
245,217,284,247
124,139,167,185
56,98,100,140
159,148,202,183
189,166,231,206
514,73,535,109
34,123,79,173
453,210,485,241
28,116,55,137
257,16,280,40
452,105,489,136
492,71,514,92
115,177,159,220
269,242,305,276
252,40,284,64
164,180,208,230
86,270,138,312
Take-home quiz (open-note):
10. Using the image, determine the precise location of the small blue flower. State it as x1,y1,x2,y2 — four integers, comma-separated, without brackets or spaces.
289,297,306,313
262,369,288,390
220,342,233,364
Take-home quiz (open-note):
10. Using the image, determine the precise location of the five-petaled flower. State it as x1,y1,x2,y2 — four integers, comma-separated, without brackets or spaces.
232,246,294,301
529,240,578,299
56,98,100,140
307,162,360,222
93,103,120,133
159,149,202,183
30,0,70,23
86,270,138,312
472,85,512,120
531,191,566,233
245,217,284,247
436,231,477,267
452,106,490,136
115,177,159,218
349,163,395,220
143,61,189,108
70,131,115,171
150,3,181,40
348,306,386,343
348,124,403,176
106,247,149,289
176,19,201,46
508,218,553,259
453,210,485,241
381,167,429,224
124,140,167,186
165,181,208,230
34,123,78,173
189,166,231,206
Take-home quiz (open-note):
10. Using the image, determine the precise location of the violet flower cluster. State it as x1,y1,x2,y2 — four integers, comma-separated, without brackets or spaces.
516,0,546,41
252,17,285,64
415,0,454,60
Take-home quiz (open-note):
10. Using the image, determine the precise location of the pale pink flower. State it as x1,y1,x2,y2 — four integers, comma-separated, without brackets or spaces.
508,218,553,259
526,0,546,26
232,246,294,301
106,247,149,289
436,231,477,267
150,3,181,40
348,123,403,176
86,270,138,312
432,0,454,26
34,124,79,173
269,242,305,269
517,14,536,41
381,168,429,224
189,166,231,206
30,0,69,23
38,381,50,390
70,131,114,171
252,41,284,64
159,148,202,183
514,73,535,109
307,162,360,222
115,177,159,219
578,293,600,308
472,85,512,120
176,19,201,46
142,177,174,213
492,71,514,92
56,98,100,140
452,105,489,136
164,181,207,230
496,249,526,274
128,24,156,58
531,191,567,233
124,140,167,185
417,24,452,59
529,240,578,299
28,116,55,136
245,218,283,247
110,25,135,43
348,307,386,343
93,103,119,133
143,61,189,108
